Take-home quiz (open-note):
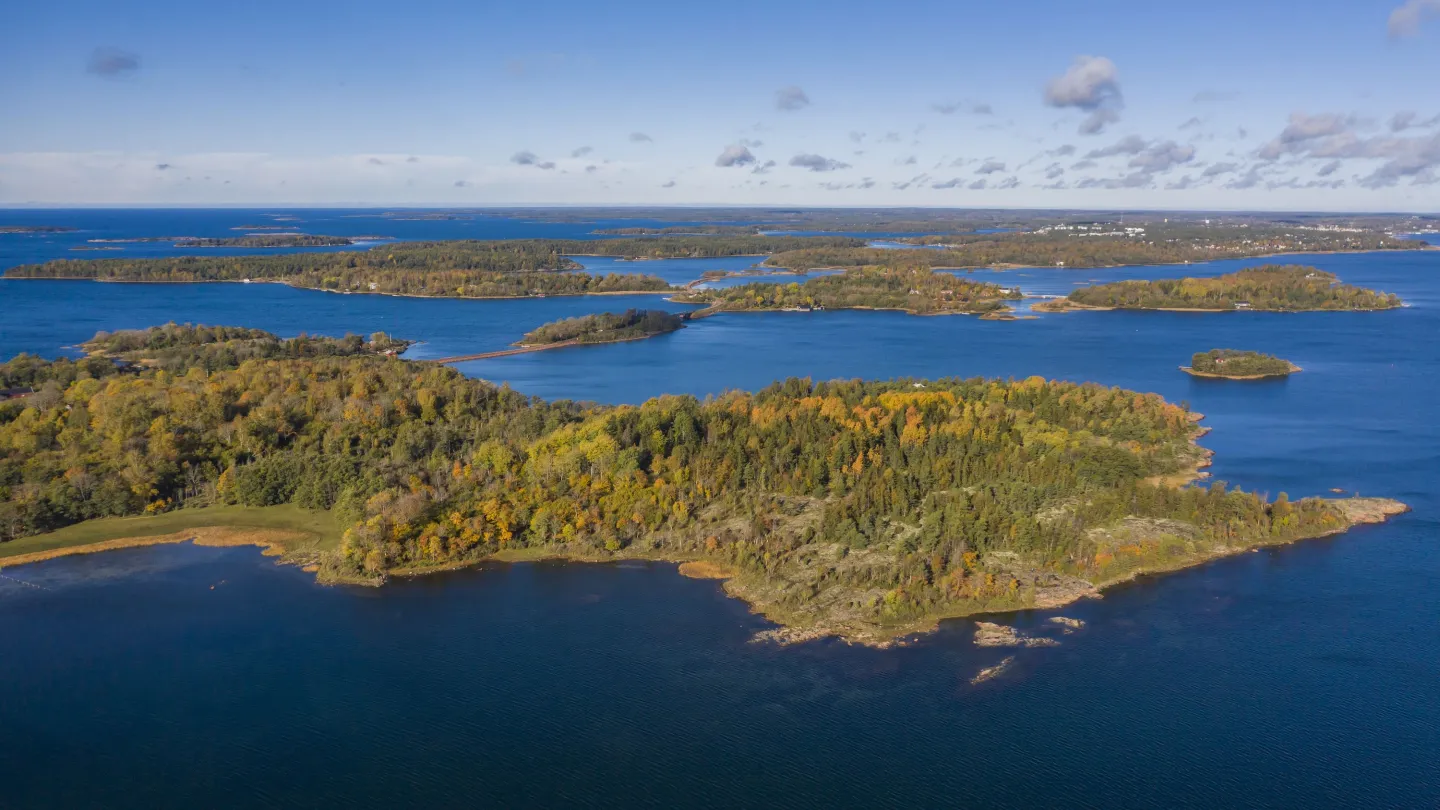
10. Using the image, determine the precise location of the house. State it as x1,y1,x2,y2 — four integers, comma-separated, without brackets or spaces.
0,387,36,402
1235,302,1252,309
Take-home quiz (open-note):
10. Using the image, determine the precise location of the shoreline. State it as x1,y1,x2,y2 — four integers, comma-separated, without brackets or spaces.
0,495,1407,648
1181,362,1302,379
0,525,318,570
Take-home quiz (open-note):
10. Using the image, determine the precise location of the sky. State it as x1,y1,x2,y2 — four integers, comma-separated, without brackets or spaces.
2,0,1439,211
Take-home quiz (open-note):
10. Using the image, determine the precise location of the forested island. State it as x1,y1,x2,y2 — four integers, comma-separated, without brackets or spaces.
177,235,359,248
5,240,677,298
518,309,686,346
1184,350,1300,379
675,267,1020,316
1035,266,1402,312
0,226,77,234
762,226,1418,272
0,325,1406,644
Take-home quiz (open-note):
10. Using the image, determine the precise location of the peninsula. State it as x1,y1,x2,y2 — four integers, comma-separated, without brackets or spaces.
0,325,1407,646
674,267,1020,316
1035,266,1402,312
1183,349,1300,379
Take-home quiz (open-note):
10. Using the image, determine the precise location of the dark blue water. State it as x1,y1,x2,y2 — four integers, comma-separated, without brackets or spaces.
2,214,1438,807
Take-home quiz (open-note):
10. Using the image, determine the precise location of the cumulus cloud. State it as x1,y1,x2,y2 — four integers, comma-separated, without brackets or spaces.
510,151,541,166
968,179,987,190
1388,0,1440,38
790,154,850,172
1128,141,1196,173
932,178,963,189
1086,136,1148,159
536,161,556,170
975,160,1006,175
1179,117,1203,130
1071,159,1098,170
1077,171,1153,189
752,160,777,175
1051,145,1077,157
1390,111,1440,131
715,145,757,167
571,146,594,158
367,157,385,165
87,47,140,77
629,132,653,143
995,176,1020,190
406,156,420,163
775,86,811,111
1045,163,1065,179
155,163,172,171
1044,55,1123,134
848,131,865,143
1257,112,1357,160
1256,113,1440,187
661,180,676,188
1227,166,1267,190
584,165,598,174
1317,159,1343,177
454,180,470,188
1203,162,1241,177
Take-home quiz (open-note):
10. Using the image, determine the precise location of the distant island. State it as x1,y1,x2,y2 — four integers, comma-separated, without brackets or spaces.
0,326,1407,646
519,309,686,347
759,225,1421,272
1183,349,1300,379
1034,266,1402,312
674,267,1020,316
0,226,77,234
177,235,358,248
4,240,678,298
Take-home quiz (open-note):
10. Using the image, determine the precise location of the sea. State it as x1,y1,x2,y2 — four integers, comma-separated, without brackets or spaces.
1,210,1437,808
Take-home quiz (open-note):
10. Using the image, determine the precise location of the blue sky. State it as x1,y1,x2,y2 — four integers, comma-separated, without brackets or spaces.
2,0,1438,210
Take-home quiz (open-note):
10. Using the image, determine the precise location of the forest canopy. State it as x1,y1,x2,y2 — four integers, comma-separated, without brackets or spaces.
674,267,1020,315
1064,266,1402,311
519,310,687,346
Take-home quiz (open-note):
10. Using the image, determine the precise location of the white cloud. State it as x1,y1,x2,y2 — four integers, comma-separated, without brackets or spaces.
1389,0,1440,38
715,145,756,167
1044,55,1123,134
775,86,811,111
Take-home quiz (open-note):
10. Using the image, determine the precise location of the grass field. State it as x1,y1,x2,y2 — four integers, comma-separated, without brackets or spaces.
0,504,343,563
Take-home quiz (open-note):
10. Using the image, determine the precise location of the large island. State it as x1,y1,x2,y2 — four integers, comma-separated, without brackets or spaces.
674,267,1021,316
1034,266,1403,312
0,326,1406,646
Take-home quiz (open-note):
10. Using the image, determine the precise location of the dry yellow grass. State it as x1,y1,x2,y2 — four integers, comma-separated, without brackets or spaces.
0,526,311,569
678,560,735,580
